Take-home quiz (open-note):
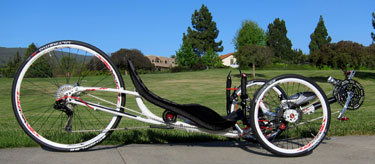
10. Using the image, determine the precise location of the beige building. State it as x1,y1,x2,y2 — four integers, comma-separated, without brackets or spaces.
146,55,176,70
220,53,238,68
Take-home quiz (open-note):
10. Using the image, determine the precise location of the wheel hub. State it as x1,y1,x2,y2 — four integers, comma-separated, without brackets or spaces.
283,109,300,123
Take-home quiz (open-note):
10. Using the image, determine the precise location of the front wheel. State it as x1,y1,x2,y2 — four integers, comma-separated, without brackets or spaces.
250,74,330,157
12,40,125,151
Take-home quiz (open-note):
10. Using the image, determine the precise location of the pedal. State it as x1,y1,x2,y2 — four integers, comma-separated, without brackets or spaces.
338,117,349,121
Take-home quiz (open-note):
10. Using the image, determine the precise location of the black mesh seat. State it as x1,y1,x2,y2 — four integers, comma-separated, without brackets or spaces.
127,60,236,130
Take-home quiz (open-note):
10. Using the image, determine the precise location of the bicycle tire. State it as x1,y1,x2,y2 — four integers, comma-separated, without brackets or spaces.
250,74,330,157
12,40,125,151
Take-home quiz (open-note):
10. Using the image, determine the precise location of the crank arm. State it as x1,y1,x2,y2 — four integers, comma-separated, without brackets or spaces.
337,91,353,120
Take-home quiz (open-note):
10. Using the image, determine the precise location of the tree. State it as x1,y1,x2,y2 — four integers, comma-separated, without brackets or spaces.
87,57,105,71
234,45,273,78
309,41,367,71
233,20,269,77
60,56,77,73
371,12,375,43
110,49,153,71
290,49,307,64
175,40,199,68
266,18,292,62
23,43,37,60
2,52,21,77
201,48,223,68
2,43,51,78
25,43,54,78
309,15,332,54
26,55,53,78
367,44,375,68
233,20,266,50
183,4,223,56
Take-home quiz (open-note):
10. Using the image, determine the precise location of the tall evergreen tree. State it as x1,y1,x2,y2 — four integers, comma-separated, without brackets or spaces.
309,15,332,53
371,12,375,43
266,18,292,62
23,43,53,78
183,4,223,56
23,43,37,60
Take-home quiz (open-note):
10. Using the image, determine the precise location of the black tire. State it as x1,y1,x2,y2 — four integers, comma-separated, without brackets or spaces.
12,40,125,151
250,74,330,157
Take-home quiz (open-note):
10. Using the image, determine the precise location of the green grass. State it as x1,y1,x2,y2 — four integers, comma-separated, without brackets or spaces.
1,69,374,148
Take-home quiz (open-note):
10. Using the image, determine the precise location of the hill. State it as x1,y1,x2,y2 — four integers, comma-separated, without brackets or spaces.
0,47,96,66
0,47,27,65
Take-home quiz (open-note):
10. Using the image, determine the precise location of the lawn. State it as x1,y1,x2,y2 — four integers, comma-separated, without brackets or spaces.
0,68,374,148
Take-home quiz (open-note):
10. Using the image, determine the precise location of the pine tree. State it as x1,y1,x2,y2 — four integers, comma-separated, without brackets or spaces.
23,43,37,60
183,4,223,56
24,43,54,78
266,18,292,62
309,15,332,53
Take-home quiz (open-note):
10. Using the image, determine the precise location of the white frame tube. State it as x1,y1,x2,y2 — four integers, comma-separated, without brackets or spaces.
67,86,241,138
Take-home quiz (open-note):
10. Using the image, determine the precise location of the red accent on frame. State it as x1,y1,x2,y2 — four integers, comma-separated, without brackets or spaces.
260,126,272,130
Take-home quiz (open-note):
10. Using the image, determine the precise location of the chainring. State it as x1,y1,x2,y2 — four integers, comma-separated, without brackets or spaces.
333,79,365,110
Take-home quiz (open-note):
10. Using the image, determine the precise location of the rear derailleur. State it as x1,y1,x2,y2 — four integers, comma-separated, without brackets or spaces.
54,100,74,132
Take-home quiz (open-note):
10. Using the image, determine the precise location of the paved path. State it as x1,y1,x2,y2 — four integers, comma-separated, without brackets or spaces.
1,136,374,164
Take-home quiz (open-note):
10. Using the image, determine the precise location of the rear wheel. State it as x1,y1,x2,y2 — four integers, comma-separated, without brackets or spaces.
250,74,330,157
12,40,125,151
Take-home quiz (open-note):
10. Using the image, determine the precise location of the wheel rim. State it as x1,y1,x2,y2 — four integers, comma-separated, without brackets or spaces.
13,42,123,150
253,78,329,154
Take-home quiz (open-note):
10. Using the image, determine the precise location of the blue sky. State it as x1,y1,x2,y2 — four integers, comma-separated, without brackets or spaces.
1,0,374,57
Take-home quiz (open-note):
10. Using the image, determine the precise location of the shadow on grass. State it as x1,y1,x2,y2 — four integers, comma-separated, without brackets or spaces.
307,71,375,82
307,76,329,83
355,71,375,80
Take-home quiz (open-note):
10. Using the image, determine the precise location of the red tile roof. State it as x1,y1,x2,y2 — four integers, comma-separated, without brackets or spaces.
220,53,234,60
